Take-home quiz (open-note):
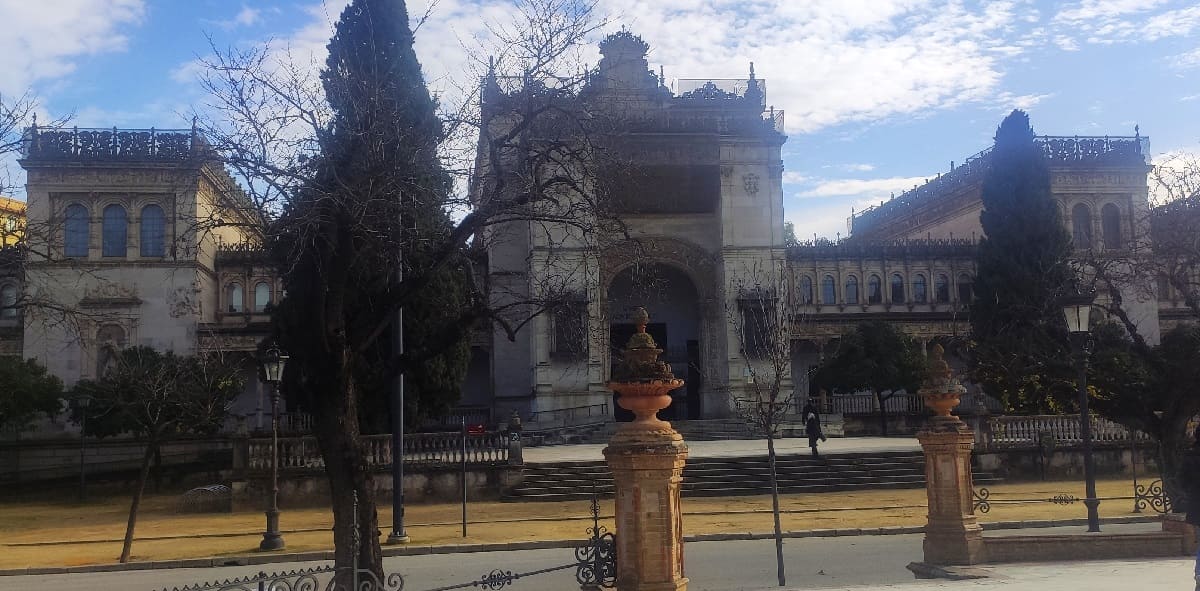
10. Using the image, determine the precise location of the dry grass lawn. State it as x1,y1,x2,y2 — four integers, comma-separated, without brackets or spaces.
0,478,1155,569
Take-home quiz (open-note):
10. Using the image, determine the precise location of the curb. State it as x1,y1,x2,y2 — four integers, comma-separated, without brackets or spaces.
0,515,1162,577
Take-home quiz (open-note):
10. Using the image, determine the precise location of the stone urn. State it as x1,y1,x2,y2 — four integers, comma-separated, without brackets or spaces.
607,307,684,432
918,344,968,431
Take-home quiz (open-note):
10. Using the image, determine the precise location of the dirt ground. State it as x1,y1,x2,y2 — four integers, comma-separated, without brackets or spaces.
0,478,1156,568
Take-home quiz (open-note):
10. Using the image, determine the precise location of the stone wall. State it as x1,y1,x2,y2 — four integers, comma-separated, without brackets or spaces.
0,437,232,484
230,465,525,510
975,444,1159,480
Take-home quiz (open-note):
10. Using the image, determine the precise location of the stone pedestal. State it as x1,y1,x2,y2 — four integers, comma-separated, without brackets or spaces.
605,427,689,591
918,421,985,565
604,307,689,591
916,344,984,566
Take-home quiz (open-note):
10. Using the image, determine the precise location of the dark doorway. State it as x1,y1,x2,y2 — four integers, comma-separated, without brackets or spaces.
606,263,702,420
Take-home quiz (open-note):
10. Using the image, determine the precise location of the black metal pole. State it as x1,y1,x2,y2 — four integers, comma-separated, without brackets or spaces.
462,416,467,538
1075,334,1101,532
387,307,409,544
260,384,285,550
78,404,87,503
1131,430,1140,513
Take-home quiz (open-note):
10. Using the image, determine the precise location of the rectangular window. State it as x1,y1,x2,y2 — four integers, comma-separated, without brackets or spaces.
552,301,587,360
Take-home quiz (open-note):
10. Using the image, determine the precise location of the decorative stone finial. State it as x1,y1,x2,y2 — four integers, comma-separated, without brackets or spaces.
919,343,967,426
613,307,676,382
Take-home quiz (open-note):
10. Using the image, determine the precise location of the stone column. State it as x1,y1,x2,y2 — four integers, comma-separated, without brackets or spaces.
605,307,689,591
917,344,985,565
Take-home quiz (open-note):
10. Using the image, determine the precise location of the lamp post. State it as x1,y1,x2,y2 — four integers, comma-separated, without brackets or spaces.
260,344,288,551
1062,286,1100,533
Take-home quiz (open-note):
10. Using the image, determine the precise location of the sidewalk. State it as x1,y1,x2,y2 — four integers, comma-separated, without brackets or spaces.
777,557,1196,591
522,436,921,463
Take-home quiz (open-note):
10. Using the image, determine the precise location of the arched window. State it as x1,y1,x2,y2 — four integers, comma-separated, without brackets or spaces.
1101,203,1122,250
844,276,859,305
0,284,17,318
254,282,271,312
1071,203,1092,250
102,204,128,257
227,283,244,313
890,273,905,304
64,204,89,257
935,274,950,303
140,204,165,257
798,276,813,305
820,275,836,304
957,274,973,303
913,274,927,304
867,274,882,304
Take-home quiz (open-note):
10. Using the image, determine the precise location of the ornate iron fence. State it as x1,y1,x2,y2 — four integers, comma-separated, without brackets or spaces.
161,486,615,591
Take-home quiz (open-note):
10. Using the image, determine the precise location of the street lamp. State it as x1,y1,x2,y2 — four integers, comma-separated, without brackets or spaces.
260,344,289,551
1061,286,1100,533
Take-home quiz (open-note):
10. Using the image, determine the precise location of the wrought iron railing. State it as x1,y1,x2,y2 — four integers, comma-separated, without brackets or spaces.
527,403,610,430
22,126,204,163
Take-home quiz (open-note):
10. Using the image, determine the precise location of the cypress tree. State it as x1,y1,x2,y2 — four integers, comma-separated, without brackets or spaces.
969,110,1076,412
271,0,466,578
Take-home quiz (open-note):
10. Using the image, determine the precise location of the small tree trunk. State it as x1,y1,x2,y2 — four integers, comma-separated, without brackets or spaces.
766,433,785,586
119,442,157,563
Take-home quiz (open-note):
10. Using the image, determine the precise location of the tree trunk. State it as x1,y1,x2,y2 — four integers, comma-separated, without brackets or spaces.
766,434,785,586
876,391,889,436
119,442,157,563
1156,412,1194,508
314,368,384,586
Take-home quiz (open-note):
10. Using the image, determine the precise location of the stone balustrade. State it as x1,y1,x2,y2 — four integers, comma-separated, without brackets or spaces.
980,414,1154,450
242,431,512,474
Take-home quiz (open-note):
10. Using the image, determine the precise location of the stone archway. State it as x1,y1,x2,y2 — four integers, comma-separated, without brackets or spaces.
601,237,725,419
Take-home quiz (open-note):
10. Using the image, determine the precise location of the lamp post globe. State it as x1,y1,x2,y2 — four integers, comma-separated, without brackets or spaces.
1061,285,1100,533
260,344,288,551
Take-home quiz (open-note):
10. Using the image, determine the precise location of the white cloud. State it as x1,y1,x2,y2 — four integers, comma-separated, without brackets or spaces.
1169,47,1200,70
797,175,932,199
1053,1,1200,45
211,6,263,30
842,163,876,172
0,0,145,96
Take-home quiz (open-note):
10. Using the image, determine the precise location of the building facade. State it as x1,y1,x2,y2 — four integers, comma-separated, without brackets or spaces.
1,33,1190,430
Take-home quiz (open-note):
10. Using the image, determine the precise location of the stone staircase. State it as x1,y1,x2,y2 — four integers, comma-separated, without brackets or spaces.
504,450,1002,502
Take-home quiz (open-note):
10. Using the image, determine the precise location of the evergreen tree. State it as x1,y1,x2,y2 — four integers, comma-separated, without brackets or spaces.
0,357,63,431
814,320,926,435
269,0,468,577
969,110,1076,413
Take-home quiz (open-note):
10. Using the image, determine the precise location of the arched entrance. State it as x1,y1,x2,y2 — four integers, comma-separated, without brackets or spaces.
606,263,702,421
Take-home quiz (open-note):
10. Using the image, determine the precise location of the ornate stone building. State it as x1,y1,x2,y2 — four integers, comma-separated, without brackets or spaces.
4,126,282,429
474,32,787,421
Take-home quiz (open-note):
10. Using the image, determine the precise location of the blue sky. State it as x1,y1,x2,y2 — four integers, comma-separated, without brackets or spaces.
1,0,1197,238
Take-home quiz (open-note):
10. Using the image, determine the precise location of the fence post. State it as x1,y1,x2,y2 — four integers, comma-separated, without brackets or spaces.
507,412,523,466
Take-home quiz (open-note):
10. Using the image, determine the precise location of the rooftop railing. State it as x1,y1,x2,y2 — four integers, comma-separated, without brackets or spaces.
850,135,1150,236
22,126,205,163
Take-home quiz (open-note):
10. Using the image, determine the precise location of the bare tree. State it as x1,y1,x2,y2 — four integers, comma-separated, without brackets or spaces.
189,0,641,579
1082,151,1200,503
726,260,798,587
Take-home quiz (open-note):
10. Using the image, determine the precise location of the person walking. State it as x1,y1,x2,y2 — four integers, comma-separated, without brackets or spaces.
1182,425,1200,591
802,399,825,456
